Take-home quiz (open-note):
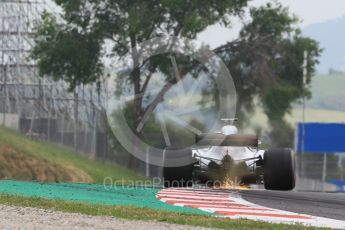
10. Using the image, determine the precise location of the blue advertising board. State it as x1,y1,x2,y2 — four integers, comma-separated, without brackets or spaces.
327,180,345,192
296,123,345,153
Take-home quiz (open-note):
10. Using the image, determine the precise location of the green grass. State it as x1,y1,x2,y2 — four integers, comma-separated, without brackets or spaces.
245,108,345,133
304,74,345,111
241,104,345,136
0,181,205,214
0,194,325,230
0,126,145,183
287,108,345,124
310,74,345,100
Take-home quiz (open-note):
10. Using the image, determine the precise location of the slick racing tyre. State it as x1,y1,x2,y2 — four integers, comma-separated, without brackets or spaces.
263,148,295,191
162,147,195,187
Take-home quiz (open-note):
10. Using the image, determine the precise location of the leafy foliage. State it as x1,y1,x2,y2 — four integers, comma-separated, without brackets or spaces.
31,13,103,90
214,3,321,146
31,1,321,151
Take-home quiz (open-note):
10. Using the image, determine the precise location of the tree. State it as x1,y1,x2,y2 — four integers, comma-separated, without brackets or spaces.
32,1,321,166
213,3,321,146
32,0,249,167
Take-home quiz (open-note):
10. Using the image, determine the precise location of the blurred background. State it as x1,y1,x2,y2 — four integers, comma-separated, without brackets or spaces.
0,0,344,191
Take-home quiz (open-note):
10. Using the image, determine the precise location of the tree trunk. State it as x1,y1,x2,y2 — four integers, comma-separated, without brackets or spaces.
128,34,143,170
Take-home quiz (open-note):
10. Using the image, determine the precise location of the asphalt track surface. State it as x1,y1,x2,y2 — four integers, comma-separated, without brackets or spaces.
240,190,345,221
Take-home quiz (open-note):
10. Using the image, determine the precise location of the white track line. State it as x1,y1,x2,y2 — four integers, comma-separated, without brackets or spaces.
156,188,345,229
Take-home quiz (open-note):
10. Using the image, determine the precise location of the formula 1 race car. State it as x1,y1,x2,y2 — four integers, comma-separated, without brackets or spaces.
162,119,296,191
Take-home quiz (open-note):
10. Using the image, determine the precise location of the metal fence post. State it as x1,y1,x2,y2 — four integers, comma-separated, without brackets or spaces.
322,153,327,182
74,89,79,153
146,147,150,177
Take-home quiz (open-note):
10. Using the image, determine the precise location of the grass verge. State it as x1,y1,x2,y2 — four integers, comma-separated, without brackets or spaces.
0,126,145,183
0,194,326,230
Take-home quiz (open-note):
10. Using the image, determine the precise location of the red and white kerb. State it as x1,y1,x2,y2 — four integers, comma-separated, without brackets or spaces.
156,188,345,229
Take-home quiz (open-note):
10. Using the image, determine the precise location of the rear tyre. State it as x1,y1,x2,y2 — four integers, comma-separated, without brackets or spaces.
264,148,295,191
162,147,195,187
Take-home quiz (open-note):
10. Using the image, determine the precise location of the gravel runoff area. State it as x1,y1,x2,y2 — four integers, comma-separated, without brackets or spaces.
0,205,213,230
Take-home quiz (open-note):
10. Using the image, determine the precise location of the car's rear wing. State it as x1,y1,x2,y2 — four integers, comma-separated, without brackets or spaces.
195,133,258,147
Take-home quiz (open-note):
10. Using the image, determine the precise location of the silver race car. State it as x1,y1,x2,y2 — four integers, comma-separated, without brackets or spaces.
162,119,295,190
